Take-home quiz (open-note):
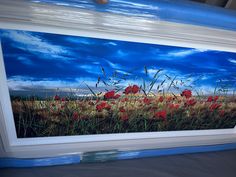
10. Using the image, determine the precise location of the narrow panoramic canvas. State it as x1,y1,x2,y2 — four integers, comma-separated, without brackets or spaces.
1,29,236,138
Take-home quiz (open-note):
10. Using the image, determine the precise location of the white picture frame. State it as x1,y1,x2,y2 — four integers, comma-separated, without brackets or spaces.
0,1,236,158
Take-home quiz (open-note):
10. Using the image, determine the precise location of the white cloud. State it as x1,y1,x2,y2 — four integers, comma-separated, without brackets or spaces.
7,76,97,91
66,36,92,45
104,42,117,46
106,60,122,69
166,48,208,58
119,79,142,87
2,31,72,61
78,64,101,75
193,85,216,95
116,70,130,75
7,75,114,96
228,58,236,64
144,68,163,78
116,50,128,57
17,57,34,65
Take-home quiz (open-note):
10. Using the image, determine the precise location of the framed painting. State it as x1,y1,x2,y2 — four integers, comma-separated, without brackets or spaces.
0,0,236,158
1,29,236,139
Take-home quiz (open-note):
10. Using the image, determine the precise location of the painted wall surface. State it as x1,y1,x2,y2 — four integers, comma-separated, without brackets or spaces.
1,29,236,138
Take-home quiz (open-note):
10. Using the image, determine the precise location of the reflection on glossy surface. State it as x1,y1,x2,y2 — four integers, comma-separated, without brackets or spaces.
31,0,236,30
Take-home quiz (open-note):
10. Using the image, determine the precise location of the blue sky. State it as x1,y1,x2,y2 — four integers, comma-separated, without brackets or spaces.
1,29,236,95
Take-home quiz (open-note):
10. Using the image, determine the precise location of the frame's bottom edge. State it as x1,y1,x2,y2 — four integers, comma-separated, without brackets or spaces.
1,142,236,168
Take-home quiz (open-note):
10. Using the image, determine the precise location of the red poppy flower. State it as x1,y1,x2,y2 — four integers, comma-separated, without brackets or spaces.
158,96,164,102
119,106,126,113
121,98,129,102
113,94,121,99
213,96,219,102
207,96,213,102
154,110,167,120
132,85,140,94
143,97,151,105
104,90,115,99
185,99,196,106
54,95,60,101
96,105,103,112
169,104,180,109
210,103,221,111
181,89,192,99
124,86,133,95
72,112,79,120
120,114,129,121
105,104,111,110
96,101,107,112
124,85,140,94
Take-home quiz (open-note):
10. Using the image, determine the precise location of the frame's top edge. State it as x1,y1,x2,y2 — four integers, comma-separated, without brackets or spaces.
31,0,236,31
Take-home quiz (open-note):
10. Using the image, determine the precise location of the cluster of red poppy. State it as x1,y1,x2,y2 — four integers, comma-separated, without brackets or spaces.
185,99,197,107
154,110,167,120
124,85,140,95
206,96,222,112
54,95,68,102
143,97,152,105
181,89,192,99
53,85,226,123
207,96,219,102
104,90,121,99
180,90,197,107
54,95,60,101
158,96,164,102
169,103,180,109
96,101,111,112
118,106,128,121
209,103,221,111
121,97,129,102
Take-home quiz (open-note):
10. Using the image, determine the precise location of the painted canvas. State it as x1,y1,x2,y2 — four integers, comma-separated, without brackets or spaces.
1,29,236,138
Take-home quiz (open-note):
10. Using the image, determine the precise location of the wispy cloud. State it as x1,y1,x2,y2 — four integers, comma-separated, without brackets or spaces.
104,42,117,46
106,60,122,69
2,31,63,53
228,58,236,64
78,64,101,75
66,36,92,45
165,48,208,58
7,75,96,91
17,57,34,66
1,30,73,61
116,50,128,57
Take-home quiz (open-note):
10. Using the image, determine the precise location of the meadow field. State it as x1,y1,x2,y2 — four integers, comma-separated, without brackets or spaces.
12,86,236,138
